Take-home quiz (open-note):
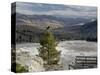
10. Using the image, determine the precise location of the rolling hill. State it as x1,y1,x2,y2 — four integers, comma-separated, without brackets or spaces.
12,13,97,42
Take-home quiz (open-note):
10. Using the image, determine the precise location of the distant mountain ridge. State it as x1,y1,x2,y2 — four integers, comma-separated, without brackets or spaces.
12,13,97,42
16,13,91,28
79,20,97,40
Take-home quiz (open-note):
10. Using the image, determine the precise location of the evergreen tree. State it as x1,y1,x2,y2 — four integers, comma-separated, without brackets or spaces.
39,27,60,65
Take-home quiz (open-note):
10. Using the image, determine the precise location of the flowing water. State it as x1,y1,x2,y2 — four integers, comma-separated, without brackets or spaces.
16,40,97,72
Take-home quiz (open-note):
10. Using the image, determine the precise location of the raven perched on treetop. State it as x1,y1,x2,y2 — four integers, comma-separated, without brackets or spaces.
46,26,50,30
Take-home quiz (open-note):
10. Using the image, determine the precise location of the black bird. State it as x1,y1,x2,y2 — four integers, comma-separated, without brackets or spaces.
46,26,50,30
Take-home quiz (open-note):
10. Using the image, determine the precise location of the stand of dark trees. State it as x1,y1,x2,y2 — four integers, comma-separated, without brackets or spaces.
16,30,97,43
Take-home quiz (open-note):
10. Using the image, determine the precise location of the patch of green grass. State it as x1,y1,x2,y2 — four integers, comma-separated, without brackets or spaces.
16,63,28,73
